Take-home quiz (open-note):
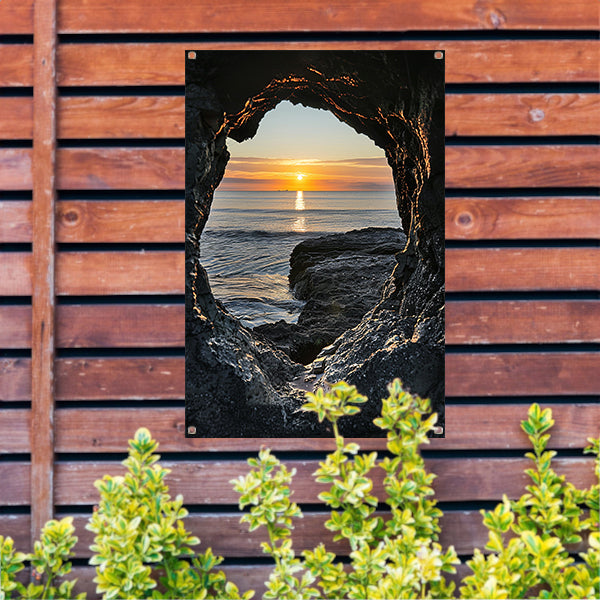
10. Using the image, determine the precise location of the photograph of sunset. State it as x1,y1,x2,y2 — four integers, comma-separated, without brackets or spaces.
185,51,445,438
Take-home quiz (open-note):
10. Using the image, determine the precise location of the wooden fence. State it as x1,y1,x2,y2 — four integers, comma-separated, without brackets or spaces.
0,1,598,595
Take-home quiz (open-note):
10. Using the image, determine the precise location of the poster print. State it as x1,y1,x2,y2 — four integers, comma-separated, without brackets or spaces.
185,50,444,438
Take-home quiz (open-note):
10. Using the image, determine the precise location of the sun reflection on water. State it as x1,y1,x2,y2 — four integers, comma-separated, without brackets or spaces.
293,191,306,232
295,190,305,211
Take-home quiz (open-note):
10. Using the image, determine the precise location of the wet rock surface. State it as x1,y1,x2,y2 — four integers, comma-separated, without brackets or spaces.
254,227,406,365
185,51,445,437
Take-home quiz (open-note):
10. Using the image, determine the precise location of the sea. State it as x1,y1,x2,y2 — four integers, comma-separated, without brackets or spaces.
200,190,402,328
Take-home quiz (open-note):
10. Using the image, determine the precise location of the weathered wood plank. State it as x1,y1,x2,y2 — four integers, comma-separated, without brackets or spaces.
446,145,599,188
0,305,31,349
447,248,600,292
51,403,600,452
0,0,33,34
0,253,32,296
56,148,184,190
39,93,599,139
56,200,183,243
31,0,58,544
47,456,595,505
4,248,598,297
0,507,588,558
53,146,599,190
56,41,600,86
0,45,33,86
3,353,598,402
56,251,183,295
0,149,33,190
0,409,29,453
9,197,596,245
447,93,600,137
1,462,30,505
0,201,32,243
446,300,600,344
57,96,184,139
0,98,33,139
446,352,600,396
55,0,598,33
446,197,600,240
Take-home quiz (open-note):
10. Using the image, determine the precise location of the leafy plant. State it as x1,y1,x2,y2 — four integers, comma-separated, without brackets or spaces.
0,517,82,600
87,427,251,600
233,380,599,599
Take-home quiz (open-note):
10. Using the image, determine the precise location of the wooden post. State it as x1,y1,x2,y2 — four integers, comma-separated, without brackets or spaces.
31,0,57,548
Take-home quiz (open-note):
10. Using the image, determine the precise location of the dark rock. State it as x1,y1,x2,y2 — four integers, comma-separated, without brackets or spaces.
185,51,445,437
254,227,406,364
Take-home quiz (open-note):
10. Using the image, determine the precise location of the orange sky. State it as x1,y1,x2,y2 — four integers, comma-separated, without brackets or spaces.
220,102,394,192
219,156,395,192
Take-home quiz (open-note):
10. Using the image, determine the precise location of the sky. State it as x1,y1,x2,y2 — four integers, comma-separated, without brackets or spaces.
220,101,394,192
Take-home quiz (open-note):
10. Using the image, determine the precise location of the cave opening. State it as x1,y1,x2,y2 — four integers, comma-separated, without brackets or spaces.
200,100,404,365
185,51,444,438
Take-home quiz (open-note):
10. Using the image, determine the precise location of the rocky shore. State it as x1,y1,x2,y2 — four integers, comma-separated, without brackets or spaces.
254,227,406,365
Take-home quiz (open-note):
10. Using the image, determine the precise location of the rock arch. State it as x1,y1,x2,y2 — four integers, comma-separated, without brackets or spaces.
185,51,444,437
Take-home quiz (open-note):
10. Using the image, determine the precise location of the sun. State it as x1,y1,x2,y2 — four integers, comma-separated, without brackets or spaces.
296,173,304,181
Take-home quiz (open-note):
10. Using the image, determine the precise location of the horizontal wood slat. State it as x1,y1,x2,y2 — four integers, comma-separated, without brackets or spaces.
446,300,600,344
0,149,33,190
1,456,593,506
1,402,597,454
3,197,597,245
446,248,600,291
56,200,183,242
3,93,595,140
3,354,598,401
0,45,33,86
0,508,589,559
4,300,599,350
56,41,600,86
3,248,598,297
446,197,600,240
446,352,600,396
0,98,33,139
4,146,597,191
3,0,598,34
446,93,600,137
58,0,600,33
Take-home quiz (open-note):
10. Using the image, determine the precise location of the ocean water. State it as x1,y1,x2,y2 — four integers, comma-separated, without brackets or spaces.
200,190,401,327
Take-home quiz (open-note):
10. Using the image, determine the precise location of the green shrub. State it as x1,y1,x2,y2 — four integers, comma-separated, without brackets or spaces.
233,380,599,599
1,382,598,599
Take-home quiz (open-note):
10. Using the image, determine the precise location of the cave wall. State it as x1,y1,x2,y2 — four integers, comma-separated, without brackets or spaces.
185,50,445,437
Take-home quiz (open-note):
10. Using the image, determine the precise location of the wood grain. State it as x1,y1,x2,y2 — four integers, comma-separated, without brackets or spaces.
446,145,599,188
446,248,600,291
6,300,598,349
0,508,588,558
31,0,58,543
57,96,184,139
446,352,600,396
446,197,600,240
0,0,33,34
4,248,598,297
0,45,33,86
56,41,600,86
6,197,597,244
56,200,183,243
49,403,599,452
55,0,598,33
446,93,600,137
52,146,599,190
45,456,596,505
56,251,184,295
446,300,600,344
3,354,598,402
0,409,29,453
21,93,591,138
0,98,33,139
0,201,32,243
0,149,33,190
